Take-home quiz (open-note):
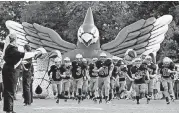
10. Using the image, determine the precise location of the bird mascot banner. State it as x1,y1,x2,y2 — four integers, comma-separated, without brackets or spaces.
3,7,173,98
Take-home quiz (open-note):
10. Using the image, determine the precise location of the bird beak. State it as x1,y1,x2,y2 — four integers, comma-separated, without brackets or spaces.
81,33,93,47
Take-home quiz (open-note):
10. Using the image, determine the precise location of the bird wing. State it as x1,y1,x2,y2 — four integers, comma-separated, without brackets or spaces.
101,15,173,58
5,20,76,54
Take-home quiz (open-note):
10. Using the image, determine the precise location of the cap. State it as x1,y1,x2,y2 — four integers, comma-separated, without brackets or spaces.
76,54,83,58
100,52,107,57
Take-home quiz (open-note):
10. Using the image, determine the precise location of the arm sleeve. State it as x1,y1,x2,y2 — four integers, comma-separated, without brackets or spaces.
48,65,54,76
9,46,25,58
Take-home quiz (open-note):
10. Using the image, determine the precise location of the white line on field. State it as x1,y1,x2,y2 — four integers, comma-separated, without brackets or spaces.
33,106,103,110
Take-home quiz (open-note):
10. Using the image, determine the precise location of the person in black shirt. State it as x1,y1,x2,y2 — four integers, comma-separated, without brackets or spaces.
71,54,85,103
48,57,63,103
117,60,128,99
159,57,175,104
124,49,137,92
89,58,99,102
97,53,114,104
2,33,41,113
109,56,120,101
22,44,34,106
61,57,72,101
131,58,149,104
143,55,157,104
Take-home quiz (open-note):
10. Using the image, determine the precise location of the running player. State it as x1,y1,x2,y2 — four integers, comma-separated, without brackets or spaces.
158,57,175,104
131,58,150,104
48,57,63,103
143,55,157,104
61,57,72,102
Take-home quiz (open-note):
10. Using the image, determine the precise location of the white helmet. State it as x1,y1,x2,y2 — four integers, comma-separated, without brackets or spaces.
54,57,61,62
100,52,107,57
163,57,172,63
76,54,83,58
92,58,98,61
82,58,87,62
145,55,152,60
64,57,70,61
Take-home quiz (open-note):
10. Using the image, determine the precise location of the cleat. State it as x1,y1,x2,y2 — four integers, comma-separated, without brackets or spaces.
99,99,102,104
56,99,59,104
147,98,150,104
137,101,140,104
167,101,170,104
106,100,111,104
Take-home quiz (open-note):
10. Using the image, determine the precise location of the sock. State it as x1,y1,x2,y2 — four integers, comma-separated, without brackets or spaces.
166,97,169,102
78,88,82,96
57,94,61,99
109,93,112,101
136,96,139,102
105,96,108,101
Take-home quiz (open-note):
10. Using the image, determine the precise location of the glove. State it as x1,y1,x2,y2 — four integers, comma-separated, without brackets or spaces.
18,46,25,53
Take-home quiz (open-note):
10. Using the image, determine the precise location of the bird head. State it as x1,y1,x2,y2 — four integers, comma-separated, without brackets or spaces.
77,7,99,47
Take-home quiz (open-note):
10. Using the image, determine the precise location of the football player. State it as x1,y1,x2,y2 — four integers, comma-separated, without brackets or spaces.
97,53,114,104
71,54,86,103
48,57,63,103
109,56,120,101
131,58,150,104
158,57,175,104
88,58,99,102
61,57,72,102
143,55,157,104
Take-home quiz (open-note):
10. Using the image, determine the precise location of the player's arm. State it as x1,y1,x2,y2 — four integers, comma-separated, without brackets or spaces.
109,63,114,77
146,70,150,80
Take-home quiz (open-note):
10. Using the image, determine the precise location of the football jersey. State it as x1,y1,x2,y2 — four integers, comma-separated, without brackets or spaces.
147,63,157,75
89,63,98,77
111,66,119,78
48,65,62,81
72,61,84,79
159,62,175,78
131,66,147,84
60,64,71,79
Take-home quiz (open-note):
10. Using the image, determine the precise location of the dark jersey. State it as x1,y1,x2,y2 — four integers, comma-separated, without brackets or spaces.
147,63,157,75
60,64,71,79
72,61,85,79
48,65,62,81
159,62,175,78
131,66,147,84
111,66,119,78
118,66,128,81
89,63,98,77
